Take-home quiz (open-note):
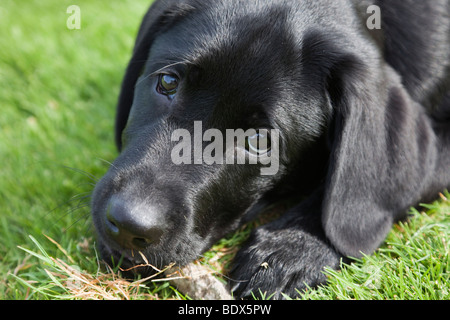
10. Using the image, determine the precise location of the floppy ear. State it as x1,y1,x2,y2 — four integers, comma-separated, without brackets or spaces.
322,55,438,258
115,0,195,150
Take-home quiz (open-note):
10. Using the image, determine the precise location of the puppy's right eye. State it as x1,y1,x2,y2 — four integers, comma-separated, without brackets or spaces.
157,74,179,98
245,130,271,156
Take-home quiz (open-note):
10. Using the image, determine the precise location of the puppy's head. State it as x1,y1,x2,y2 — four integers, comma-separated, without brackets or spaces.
91,1,372,274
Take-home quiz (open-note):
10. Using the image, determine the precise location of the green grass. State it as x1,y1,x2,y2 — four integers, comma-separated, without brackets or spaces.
300,199,450,300
1,0,449,300
0,0,151,299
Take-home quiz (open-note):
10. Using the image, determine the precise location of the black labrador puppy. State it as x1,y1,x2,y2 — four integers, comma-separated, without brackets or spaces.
91,0,450,299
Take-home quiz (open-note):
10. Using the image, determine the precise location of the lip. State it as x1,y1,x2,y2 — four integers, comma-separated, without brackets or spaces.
99,241,166,278
100,241,140,268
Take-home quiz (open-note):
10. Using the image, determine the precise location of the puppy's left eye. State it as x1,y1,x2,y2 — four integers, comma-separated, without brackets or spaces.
157,74,179,98
245,130,271,156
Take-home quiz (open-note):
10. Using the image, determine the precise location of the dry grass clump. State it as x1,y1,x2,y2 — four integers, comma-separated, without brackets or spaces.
13,235,232,300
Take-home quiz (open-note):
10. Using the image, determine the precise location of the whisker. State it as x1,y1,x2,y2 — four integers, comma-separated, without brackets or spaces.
96,157,118,171
44,192,90,226
82,222,96,240
69,191,92,201
63,210,92,233
61,165,99,183
51,198,91,228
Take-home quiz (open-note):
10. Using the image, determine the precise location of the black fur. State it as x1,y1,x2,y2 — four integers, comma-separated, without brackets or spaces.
91,0,450,299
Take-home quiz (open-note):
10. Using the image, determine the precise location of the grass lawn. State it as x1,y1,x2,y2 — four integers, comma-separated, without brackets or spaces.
0,0,449,300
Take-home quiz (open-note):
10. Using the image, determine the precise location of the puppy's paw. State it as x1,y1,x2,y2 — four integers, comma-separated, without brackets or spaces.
229,226,341,299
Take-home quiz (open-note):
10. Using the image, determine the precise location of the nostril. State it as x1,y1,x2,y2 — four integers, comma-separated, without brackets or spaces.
106,210,119,234
106,219,119,234
131,226,164,249
139,227,164,246
132,237,152,248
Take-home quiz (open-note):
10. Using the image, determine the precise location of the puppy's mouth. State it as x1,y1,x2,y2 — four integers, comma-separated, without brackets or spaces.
98,241,168,277
96,226,211,279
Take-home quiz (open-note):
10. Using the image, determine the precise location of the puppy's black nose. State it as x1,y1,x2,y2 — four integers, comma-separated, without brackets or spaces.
104,198,165,250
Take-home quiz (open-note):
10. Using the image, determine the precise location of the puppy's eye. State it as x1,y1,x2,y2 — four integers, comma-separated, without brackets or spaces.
245,130,271,156
157,74,179,98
